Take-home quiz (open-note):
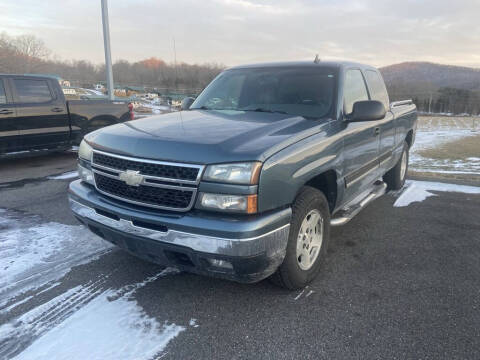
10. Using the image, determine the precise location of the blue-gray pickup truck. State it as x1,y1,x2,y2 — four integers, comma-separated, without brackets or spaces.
69,61,417,289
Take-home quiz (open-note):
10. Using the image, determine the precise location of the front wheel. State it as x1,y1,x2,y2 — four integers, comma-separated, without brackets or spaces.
271,186,330,289
384,141,409,190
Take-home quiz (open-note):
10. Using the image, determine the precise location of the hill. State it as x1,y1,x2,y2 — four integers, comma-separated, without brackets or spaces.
380,62,480,91
379,62,480,114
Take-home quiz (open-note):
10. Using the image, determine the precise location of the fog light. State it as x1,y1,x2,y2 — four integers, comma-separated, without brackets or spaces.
208,259,233,270
78,164,94,185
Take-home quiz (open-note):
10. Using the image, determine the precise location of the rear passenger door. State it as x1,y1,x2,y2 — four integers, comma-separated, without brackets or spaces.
10,77,70,150
0,77,19,154
341,69,381,203
364,70,395,172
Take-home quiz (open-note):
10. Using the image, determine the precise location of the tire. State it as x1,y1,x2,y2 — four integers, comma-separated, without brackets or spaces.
383,141,409,191
270,186,331,290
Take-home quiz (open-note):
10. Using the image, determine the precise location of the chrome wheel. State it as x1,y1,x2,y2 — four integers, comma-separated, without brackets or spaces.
296,209,324,271
400,149,408,181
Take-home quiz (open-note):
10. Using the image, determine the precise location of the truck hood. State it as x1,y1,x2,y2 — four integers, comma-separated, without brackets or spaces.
85,110,328,164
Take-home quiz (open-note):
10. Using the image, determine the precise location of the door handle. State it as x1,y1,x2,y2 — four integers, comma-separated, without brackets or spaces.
374,127,380,136
51,107,64,113
0,109,13,115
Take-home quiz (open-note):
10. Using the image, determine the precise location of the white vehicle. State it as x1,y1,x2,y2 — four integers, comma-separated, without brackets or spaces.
141,93,158,100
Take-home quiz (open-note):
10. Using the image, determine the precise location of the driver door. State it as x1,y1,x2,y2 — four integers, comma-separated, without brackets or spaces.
341,69,381,204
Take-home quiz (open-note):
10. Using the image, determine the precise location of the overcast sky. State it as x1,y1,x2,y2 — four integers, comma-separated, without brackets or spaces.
1,0,479,68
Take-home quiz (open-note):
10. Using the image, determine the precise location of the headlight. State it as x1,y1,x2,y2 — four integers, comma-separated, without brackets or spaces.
203,162,262,185
200,193,257,213
78,140,93,161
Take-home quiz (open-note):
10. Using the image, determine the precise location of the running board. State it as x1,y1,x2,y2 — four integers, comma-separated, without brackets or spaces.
330,181,387,226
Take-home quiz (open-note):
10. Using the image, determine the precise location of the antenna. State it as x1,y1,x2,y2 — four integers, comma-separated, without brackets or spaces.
314,54,320,64
173,37,178,90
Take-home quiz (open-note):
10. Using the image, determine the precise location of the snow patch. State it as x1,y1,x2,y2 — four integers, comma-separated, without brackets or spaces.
1,268,182,360
294,289,305,300
409,129,480,174
12,295,184,360
0,210,111,309
47,171,78,180
394,180,480,207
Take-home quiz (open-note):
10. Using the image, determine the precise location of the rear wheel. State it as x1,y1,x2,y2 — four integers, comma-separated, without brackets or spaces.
271,186,330,289
384,141,409,190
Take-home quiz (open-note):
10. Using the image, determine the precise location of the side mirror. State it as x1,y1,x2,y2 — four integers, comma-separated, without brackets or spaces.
350,100,386,121
181,97,195,110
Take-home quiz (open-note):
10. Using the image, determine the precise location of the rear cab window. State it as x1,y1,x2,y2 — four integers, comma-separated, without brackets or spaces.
343,69,369,115
364,70,389,109
12,78,54,103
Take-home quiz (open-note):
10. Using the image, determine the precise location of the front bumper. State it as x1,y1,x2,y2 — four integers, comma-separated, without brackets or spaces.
69,180,291,283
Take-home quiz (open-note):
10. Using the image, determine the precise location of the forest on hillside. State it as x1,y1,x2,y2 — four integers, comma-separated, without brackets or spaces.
381,62,480,115
1,32,480,115
0,32,224,92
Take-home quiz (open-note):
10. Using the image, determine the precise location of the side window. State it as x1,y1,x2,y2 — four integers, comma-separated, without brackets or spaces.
365,70,389,108
13,79,53,103
0,81,6,104
343,69,368,115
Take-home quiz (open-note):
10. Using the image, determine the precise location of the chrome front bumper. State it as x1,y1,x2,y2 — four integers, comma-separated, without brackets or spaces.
69,198,290,258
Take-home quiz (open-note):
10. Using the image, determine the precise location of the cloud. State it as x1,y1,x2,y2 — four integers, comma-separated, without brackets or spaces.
0,0,479,67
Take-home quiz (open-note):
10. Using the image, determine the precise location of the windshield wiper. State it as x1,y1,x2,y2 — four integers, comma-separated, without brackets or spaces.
240,108,288,114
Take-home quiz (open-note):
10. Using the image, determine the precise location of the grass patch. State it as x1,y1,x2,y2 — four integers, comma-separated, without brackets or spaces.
418,134,480,161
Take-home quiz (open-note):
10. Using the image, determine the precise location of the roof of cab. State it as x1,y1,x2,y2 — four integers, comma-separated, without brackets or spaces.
0,73,62,80
227,60,378,71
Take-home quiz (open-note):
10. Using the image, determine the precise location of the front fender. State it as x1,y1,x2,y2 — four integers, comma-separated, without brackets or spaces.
257,126,343,213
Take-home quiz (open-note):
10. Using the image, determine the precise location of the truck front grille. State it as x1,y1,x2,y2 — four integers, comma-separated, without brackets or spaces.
94,174,194,210
93,152,199,181
91,151,203,211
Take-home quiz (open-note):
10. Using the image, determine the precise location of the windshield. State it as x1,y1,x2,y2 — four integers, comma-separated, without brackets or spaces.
191,67,337,119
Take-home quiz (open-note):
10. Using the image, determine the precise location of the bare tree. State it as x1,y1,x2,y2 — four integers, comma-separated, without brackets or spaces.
0,33,50,73
0,31,224,93
0,32,19,73
12,34,50,72
13,34,50,59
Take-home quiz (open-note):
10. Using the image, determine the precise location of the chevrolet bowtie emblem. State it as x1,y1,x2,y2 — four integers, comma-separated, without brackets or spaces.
119,170,144,186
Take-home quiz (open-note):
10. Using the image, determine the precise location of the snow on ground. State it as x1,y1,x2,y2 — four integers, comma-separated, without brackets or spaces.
47,171,78,180
410,129,479,174
394,180,480,207
0,209,187,359
0,209,111,309
1,269,184,360
410,118,480,175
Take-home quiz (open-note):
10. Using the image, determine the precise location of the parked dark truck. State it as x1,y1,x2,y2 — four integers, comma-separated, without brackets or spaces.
0,74,132,157
69,61,416,289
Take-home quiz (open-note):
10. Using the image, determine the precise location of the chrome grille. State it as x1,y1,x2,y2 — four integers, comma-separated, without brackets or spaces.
91,150,203,211
93,152,199,181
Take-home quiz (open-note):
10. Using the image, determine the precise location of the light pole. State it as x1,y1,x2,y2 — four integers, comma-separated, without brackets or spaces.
101,0,114,100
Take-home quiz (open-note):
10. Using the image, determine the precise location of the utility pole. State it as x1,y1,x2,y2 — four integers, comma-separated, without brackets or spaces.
101,0,114,100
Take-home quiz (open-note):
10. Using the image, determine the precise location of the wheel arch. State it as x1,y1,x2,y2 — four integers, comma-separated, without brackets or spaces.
405,129,414,148
304,170,338,213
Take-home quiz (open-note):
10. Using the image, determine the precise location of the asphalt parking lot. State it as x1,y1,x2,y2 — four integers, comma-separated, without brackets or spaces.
1,153,479,359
